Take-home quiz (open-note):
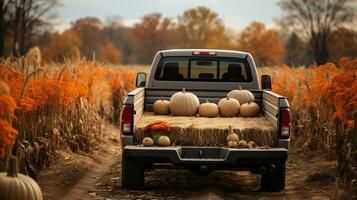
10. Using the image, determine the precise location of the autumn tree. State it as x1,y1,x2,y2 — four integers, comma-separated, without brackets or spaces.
278,0,356,65
100,42,123,64
103,16,133,63
131,13,174,64
42,30,82,62
177,7,229,49
71,17,105,60
0,0,58,57
284,33,308,66
236,22,285,66
328,28,357,63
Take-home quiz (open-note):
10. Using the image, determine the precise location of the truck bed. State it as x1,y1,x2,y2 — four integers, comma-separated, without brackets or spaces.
135,112,277,146
125,87,288,148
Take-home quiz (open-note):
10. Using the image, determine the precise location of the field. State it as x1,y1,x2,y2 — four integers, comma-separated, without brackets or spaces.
0,55,356,199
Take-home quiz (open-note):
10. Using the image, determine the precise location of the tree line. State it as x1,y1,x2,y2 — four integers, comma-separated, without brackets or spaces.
0,0,356,66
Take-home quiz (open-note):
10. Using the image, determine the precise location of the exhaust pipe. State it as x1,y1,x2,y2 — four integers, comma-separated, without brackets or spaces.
269,164,276,172
260,166,267,174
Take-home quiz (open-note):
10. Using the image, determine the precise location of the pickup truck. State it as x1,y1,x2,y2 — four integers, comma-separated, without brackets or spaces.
120,49,291,192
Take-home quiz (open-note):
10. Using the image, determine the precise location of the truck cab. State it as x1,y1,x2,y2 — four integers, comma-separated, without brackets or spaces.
120,49,291,192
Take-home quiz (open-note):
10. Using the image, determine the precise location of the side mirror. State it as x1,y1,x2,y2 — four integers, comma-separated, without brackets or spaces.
261,75,272,90
136,72,146,87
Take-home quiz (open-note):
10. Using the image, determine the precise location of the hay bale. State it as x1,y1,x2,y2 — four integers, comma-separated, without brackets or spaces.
135,112,278,147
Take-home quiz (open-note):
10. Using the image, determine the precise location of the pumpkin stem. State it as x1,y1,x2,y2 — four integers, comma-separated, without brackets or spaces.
182,88,186,93
205,99,209,103
226,95,229,100
229,126,233,134
237,85,242,90
7,156,19,177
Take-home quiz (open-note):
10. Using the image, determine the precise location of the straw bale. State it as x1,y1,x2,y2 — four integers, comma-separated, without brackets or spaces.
135,112,277,147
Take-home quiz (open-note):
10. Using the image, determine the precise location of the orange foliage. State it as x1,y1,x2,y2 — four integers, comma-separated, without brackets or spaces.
0,82,18,158
0,57,138,163
100,42,123,64
237,22,285,66
106,68,136,93
43,30,82,62
262,56,356,129
0,60,136,113
326,57,357,127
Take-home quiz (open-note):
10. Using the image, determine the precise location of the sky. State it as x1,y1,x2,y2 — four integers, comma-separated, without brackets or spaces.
54,0,282,32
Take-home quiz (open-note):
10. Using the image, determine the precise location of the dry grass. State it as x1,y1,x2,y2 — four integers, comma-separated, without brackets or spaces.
0,56,136,177
135,112,277,146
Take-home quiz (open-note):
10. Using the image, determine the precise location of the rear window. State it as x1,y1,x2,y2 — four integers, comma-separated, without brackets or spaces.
155,56,252,82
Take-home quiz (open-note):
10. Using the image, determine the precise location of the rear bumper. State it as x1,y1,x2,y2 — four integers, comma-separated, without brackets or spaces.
123,145,288,169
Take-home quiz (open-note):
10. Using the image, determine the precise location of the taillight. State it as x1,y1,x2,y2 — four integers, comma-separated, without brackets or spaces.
120,105,133,135
192,51,216,56
279,108,291,139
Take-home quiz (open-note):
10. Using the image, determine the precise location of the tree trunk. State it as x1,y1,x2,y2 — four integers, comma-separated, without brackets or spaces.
19,0,27,55
12,4,20,56
312,32,329,65
0,0,6,57
19,9,26,55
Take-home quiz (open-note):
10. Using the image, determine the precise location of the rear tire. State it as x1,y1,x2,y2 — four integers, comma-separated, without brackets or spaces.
122,155,144,189
260,163,286,192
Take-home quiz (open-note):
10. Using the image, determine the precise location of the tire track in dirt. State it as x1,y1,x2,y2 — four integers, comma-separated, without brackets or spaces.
38,124,121,200
39,124,341,200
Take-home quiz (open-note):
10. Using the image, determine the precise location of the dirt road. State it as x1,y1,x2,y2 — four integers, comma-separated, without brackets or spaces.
38,125,351,200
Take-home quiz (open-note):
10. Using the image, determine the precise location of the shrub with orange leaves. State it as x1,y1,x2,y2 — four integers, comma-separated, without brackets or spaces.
259,58,354,149
326,57,357,128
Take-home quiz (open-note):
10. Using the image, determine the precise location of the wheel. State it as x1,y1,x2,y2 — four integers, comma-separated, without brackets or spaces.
260,163,286,192
121,155,144,189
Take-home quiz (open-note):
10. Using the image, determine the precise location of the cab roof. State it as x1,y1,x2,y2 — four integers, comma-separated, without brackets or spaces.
159,49,251,59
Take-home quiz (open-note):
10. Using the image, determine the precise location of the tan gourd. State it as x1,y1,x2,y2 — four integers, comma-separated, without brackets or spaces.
247,141,255,148
238,140,248,148
142,137,154,146
153,99,170,115
228,140,238,148
157,136,171,146
170,88,200,116
0,156,43,200
218,96,240,117
227,85,255,105
240,101,260,117
226,126,239,142
198,99,219,117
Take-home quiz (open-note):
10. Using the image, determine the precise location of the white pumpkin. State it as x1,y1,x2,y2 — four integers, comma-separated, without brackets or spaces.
218,96,240,117
227,85,255,105
170,88,200,116
198,99,219,117
153,99,170,115
0,156,43,200
240,102,260,117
